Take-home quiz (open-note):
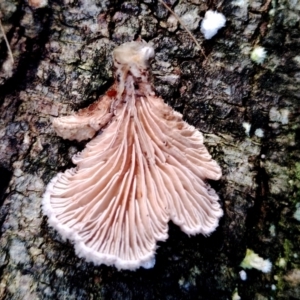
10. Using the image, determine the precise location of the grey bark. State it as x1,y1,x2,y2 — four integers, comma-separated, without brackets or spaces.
0,0,299,299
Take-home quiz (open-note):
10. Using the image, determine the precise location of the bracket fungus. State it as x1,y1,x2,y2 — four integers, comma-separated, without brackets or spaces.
42,41,223,270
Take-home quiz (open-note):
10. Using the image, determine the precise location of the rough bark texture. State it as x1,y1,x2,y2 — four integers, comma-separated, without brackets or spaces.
0,0,299,299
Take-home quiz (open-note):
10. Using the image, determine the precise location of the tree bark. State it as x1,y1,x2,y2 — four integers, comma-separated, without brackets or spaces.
0,0,299,299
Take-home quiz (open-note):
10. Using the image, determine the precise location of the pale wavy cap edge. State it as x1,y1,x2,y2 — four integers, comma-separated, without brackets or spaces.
42,173,157,271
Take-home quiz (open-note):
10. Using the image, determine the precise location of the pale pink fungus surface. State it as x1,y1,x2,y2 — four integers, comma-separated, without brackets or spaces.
42,41,222,270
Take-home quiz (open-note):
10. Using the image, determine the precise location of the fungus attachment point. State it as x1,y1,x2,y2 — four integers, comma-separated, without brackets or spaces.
42,41,223,270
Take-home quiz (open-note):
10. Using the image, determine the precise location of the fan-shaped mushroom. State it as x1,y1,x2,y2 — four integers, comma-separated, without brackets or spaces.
42,41,222,270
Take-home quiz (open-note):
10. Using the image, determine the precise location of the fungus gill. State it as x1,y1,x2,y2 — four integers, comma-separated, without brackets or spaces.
42,41,223,270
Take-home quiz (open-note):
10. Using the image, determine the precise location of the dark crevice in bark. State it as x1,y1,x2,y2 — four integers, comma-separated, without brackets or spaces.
0,166,12,208
0,5,52,104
